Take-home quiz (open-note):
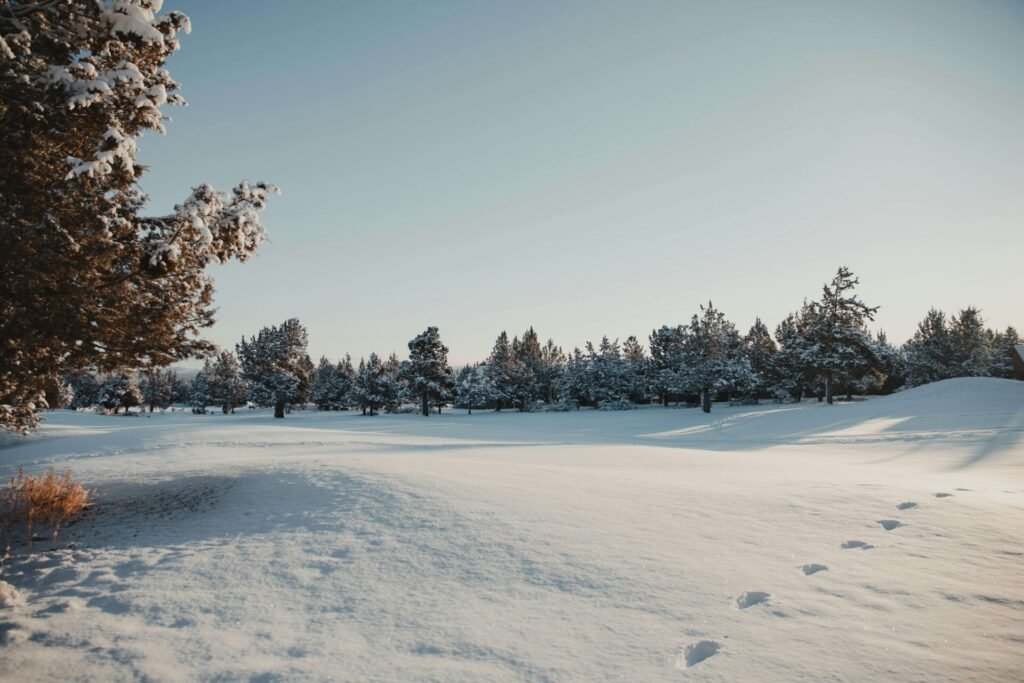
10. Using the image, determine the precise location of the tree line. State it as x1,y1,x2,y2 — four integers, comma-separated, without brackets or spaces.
60,267,1021,418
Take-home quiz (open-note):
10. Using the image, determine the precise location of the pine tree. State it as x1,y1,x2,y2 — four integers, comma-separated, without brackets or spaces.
189,367,211,414
681,302,744,413
804,267,879,404
310,357,341,410
139,368,172,412
455,364,497,414
903,308,956,386
207,351,247,414
99,370,141,414
988,326,1021,379
649,325,685,406
538,338,566,404
236,319,310,418
622,336,649,404
66,372,101,410
949,307,992,377
351,354,386,416
744,318,776,399
0,2,276,433
406,327,454,416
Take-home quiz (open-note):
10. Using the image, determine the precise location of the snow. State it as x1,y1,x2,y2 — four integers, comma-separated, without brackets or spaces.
0,378,1021,680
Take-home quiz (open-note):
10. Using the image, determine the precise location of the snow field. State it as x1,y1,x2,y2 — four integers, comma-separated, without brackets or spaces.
0,378,1020,681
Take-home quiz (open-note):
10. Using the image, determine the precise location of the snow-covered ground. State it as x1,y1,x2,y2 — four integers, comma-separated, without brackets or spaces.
0,378,1022,681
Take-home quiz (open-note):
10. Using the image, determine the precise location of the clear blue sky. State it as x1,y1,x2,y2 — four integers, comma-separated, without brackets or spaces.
138,0,1024,365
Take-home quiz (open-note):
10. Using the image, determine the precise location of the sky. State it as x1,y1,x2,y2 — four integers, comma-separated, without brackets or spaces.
138,0,1024,365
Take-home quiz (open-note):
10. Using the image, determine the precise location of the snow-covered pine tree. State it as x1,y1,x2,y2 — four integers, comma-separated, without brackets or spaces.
769,305,818,402
949,307,993,377
744,318,776,400
406,327,454,416
988,326,1021,379
586,337,632,409
66,371,102,410
902,308,955,386
99,370,141,415
680,302,743,413
310,357,339,410
206,350,247,414
351,354,387,416
622,335,649,404
189,365,211,414
649,325,685,406
556,347,588,409
804,267,879,404
486,331,535,411
139,367,172,412
381,353,406,413
236,319,310,418
454,364,497,414
538,338,566,404
0,1,277,433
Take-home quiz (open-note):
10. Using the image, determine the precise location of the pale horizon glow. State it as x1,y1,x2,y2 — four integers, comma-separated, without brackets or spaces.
138,0,1024,366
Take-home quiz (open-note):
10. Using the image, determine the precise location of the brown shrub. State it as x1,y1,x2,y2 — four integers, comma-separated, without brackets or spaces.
3,468,90,544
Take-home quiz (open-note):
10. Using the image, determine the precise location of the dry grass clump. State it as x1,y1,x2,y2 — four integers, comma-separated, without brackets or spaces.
2,468,90,544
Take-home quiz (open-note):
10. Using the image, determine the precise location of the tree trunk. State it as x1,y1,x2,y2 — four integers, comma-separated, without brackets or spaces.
467,407,472,415
149,402,155,413
422,393,429,417
662,394,669,407
362,407,366,416
825,373,833,405
701,389,711,413
274,401,285,418
222,404,230,414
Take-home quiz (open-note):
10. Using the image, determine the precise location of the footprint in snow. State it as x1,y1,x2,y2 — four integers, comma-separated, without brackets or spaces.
841,540,874,550
897,502,918,510
935,492,954,498
801,563,828,576
677,640,721,668
878,519,902,531
735,591,771,609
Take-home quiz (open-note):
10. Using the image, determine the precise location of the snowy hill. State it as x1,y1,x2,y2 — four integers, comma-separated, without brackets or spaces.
0,378,1021,680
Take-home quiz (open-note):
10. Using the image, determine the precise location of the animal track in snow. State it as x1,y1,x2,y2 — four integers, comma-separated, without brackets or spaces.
801,564,828,575
735,591,771,609
897,502,918,510
878,519,902,531
841,540,874,550
678,640,720,668
935,492,953,498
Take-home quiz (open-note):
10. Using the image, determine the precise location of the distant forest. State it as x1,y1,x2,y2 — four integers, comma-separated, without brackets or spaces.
62,267,1021,419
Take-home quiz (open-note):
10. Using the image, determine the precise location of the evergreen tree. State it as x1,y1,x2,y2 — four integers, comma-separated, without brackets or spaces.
681,302,746,413
486,331,535,411
66,372,101,410
538,338,566,404
310,357,344,410
207,351,247,414
744,318,776,399
236,319,310,418
557,348,588,409
770,304,818,402
99,370,141,414
622,335,649,404
804,267,879,404
988,326,1021,379
139,368,173,412
649,325,685,406
586,337,632,408
903,308,955,386
0,1,276,433
406,327,454,416
351,354,386,416
189,367,211,414
949,307,992,377
454,364,497,414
